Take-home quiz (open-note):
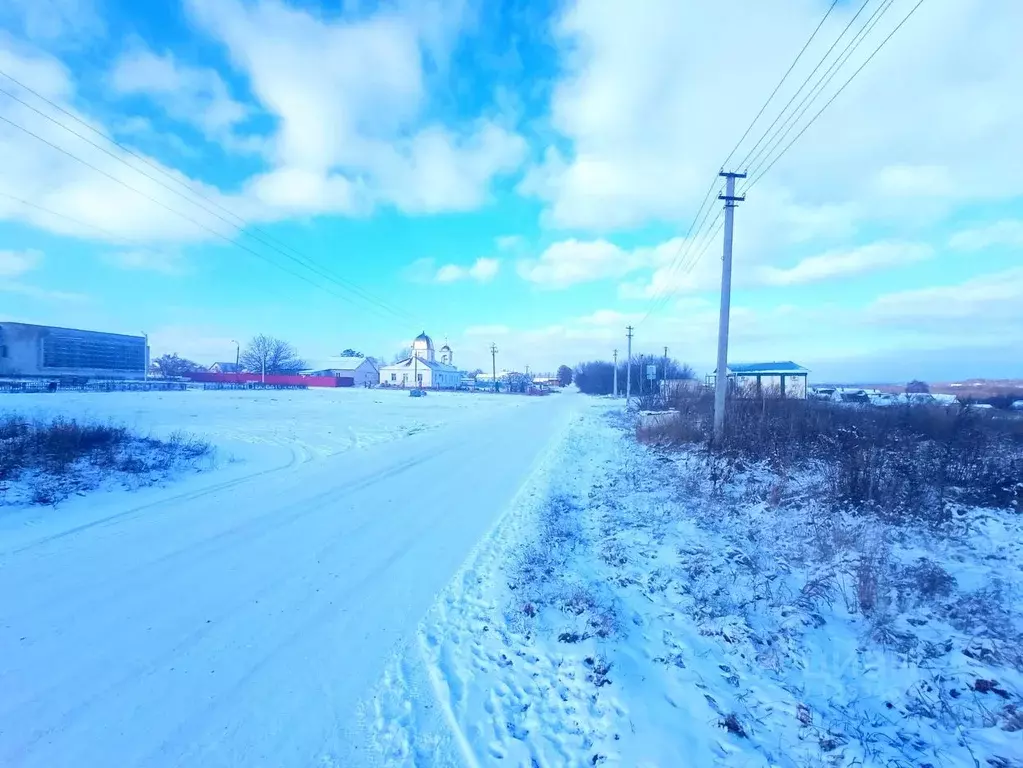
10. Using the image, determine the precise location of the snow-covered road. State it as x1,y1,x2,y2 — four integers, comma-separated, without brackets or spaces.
0,391,577,767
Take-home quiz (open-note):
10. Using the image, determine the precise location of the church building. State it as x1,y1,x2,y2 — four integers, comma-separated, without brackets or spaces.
378,332,460,389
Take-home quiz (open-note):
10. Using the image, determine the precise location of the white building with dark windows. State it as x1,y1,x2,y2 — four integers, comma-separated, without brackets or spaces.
378,332,460,389
0,322,147,380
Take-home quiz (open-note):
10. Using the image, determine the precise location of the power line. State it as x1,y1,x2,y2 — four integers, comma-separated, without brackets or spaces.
721,0,840,169
638,188,720,325
735,0,874,172
743,0,895,179
0,190,131,242
745,0,925,192
639,0,844,328
0,110,405,309
640,0,922,327
0,70,417,324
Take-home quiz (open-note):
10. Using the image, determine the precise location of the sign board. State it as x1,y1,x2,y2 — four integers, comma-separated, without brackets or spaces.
646,364,657,380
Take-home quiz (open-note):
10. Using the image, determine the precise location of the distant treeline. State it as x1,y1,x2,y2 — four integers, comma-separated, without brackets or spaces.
575,358,695,396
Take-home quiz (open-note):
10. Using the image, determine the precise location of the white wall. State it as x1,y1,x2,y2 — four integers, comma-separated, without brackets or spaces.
353,360,378,386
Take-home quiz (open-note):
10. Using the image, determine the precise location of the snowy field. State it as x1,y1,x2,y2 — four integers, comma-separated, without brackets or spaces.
371,399,1023,767
1,387,524,542
3,385,524,470
0,387,577,767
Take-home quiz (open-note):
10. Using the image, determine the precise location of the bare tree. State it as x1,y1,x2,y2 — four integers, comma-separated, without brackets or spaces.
392,347,411,363
240,335,306,374
151,353,203,378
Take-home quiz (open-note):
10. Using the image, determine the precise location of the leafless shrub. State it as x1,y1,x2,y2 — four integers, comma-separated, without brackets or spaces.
638,391,1023,524
0,414,214,506
896,558,957,610
945,584,1016,639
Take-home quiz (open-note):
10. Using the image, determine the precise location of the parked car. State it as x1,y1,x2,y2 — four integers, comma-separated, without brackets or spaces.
810,387,836,401
1011,400,1023,411
832,388,870,405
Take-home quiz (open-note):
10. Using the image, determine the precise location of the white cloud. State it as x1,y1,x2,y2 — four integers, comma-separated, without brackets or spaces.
495,235,522,251
184,0,524,215
576,309,642,326
406,256,501,284
0,0,524,248
870,164,955,199
0,248,41,277
758,242,933,286
0,250,88,301
948,220,1023,251
522,0,1023,233
1,0,104,44
435,257,500,283
0,282,89,301
110,42,260,153
517,237,681,289
101,250,187,275
868,267,1023,323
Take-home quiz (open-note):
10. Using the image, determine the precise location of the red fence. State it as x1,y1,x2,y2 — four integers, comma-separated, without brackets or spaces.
185,372,353,388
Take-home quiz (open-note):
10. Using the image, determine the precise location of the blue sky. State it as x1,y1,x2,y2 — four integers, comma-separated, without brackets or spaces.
1,0,1021,381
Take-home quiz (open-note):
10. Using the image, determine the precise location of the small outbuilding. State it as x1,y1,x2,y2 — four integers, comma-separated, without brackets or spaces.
709,361,809,399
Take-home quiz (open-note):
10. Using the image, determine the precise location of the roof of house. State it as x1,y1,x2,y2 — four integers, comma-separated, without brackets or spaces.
721,361,809,375
211,362,242,372
381,356,458,372
303,356,375,372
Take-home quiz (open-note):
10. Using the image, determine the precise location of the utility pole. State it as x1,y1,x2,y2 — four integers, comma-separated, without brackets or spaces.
232,339,240,369
713,170,746,445
625,326,634,407
141,332,149,381
490,342,498,393
613,349,619,398
663,346,669,380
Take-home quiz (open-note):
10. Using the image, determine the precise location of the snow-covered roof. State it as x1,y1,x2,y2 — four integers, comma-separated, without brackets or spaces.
302,356,374,372
722,361,809,375
381,357,458,372
210,362,241,372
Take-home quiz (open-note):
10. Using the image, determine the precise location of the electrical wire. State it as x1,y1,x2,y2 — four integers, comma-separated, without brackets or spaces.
745,0,926,192
734,0,874,171
0,110,412,315
640,0,924,327
742,0,894,179
0,190,131,242
639,0,845,327
721,0,840,169
0,69,419,325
